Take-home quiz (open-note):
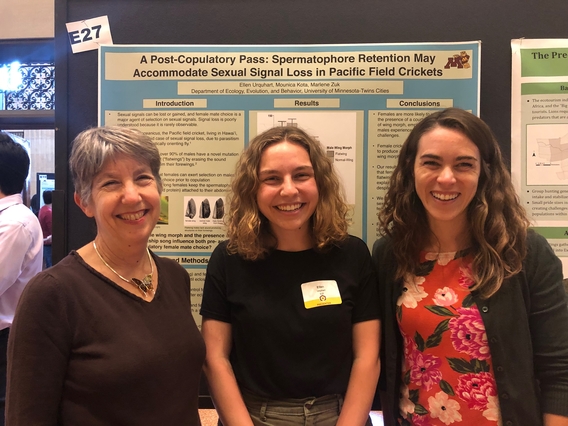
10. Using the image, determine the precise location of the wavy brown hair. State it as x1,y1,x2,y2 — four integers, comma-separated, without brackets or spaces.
227,126,349,260
379,108,531,298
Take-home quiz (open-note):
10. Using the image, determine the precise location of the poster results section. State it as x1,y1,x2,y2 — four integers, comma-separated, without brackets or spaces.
512,39,568,276
254,110,364,235
100,42,480,326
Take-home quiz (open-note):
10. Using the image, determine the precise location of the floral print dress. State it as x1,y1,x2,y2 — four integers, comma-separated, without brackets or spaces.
396,250,502,426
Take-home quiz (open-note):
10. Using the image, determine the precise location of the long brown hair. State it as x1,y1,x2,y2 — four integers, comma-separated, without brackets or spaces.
379,108,531,298
227,126,349,260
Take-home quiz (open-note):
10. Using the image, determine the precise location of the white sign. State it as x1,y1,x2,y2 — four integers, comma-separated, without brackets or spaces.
66,15,113,54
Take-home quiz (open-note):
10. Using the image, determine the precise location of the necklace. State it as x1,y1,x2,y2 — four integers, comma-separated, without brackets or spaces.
93,241,155,298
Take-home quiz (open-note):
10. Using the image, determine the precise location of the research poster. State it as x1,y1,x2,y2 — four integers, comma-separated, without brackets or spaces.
512,39,568,276
99,42,480,325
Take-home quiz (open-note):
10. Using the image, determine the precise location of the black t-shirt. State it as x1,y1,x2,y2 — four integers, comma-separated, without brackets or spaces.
200,235,380,399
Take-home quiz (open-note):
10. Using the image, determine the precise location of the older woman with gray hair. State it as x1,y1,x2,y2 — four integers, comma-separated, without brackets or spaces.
6,126,205,425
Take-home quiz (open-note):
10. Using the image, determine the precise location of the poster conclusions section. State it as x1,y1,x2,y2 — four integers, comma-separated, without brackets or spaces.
512,39,568,276
100,42,480,325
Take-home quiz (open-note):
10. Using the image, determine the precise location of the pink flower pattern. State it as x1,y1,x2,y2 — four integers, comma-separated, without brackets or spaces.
428,391,462,424
403,332,417,359
425,251,456,266
411,413,433,426
450,307,490,360
456,372,497,410
432,287,459,307
397,251,500,425
482,395,502,424
398,274,428,308
399,384,416,417
407,346,443,391
458,263,474,289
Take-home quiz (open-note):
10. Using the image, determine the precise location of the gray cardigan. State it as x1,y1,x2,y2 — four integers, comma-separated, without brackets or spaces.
372,230,568,426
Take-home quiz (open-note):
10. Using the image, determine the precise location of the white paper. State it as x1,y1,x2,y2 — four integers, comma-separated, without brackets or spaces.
66,15,113,54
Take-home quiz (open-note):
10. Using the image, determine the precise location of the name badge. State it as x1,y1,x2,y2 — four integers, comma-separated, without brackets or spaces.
301,280,342,309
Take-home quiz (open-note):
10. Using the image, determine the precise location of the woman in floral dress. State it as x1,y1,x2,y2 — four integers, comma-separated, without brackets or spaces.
373,108,568,426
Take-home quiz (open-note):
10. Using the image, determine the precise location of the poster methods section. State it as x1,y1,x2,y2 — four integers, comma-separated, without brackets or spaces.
100,42,480,325
512,39,568,276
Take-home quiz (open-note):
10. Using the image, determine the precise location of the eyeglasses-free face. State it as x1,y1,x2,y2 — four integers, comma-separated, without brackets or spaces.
413,126,481,236
256,140,319,251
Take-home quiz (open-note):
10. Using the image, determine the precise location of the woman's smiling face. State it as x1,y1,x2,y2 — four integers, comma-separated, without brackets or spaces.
413,126,481,233
256,140,319,246
75,154,161,248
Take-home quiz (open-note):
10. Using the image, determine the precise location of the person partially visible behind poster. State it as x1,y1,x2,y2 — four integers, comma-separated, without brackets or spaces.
38,190,53,268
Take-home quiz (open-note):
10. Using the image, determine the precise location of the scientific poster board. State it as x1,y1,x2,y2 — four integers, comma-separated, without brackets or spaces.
100,42,480,326
511,39,568,276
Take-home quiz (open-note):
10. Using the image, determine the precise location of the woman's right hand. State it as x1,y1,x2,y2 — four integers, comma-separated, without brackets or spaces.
202,318,255,426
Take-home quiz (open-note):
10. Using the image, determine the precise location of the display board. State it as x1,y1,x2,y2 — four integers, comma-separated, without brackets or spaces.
99,41,480,327
511,39,568,277
54,0,568,261
54,0,568,409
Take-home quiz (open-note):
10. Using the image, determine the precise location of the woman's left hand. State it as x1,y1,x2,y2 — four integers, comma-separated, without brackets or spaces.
336,319,381,426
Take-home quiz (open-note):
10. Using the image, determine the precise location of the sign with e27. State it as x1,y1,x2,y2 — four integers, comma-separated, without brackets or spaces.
66,16,113,54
